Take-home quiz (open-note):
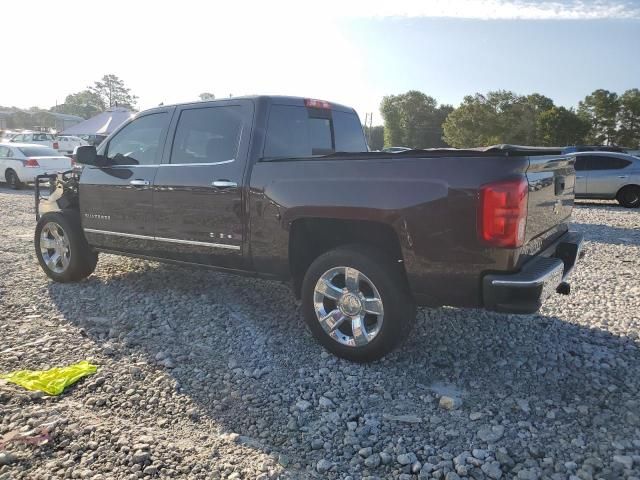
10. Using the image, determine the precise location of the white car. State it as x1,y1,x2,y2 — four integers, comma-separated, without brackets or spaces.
8,132,60,151
0,143,73,189
1,130,18,142
56,135,88,154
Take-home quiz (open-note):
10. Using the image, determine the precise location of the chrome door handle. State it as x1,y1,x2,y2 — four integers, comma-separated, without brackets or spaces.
575,176,584,179
129,179,150,186
211,180,237,188
618,175,628,179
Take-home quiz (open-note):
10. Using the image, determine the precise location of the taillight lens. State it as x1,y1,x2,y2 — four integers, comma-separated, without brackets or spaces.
25,159,40,168
478,177,528,248
53,141,59,149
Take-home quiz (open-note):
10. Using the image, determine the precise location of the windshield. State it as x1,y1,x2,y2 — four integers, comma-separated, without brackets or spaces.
18,146,60,156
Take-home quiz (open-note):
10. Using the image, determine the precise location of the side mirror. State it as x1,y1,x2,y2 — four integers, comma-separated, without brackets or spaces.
75,145,109,167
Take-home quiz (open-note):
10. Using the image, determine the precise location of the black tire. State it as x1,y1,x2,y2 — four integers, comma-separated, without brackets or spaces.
301,245,416,362
617,185,640,208
35,211,98,282
5,169,23,190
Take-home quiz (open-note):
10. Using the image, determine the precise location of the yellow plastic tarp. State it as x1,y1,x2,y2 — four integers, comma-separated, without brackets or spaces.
0,361,97,396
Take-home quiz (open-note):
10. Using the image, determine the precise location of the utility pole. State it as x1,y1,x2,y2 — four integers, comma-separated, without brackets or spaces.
364,113,374,145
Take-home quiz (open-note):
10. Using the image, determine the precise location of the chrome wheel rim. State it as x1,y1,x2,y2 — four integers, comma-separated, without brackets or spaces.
40,222,70,274
313,266,384,347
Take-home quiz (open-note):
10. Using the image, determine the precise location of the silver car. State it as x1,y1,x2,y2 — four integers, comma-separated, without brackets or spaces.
574,151,640,208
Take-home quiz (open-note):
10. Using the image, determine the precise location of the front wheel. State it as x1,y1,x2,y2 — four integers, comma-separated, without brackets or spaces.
35,212,98,282
617,185,640,208
301,246,416,362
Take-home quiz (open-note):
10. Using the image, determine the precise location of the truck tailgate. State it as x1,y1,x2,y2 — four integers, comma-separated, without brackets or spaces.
524,154,575,244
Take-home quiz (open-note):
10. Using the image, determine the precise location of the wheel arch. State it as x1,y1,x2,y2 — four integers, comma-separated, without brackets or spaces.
288,217,408,299
617,183,640,194
4,167,18,180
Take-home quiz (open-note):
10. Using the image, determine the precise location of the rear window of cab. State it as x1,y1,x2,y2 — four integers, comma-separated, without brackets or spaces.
264,105,367,158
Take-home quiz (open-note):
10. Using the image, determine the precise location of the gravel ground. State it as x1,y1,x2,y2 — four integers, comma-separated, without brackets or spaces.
1,188,639,480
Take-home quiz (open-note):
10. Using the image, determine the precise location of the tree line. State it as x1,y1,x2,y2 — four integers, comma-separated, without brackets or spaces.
372,88,640,150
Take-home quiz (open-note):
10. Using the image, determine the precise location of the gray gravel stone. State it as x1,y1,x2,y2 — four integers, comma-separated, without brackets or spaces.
477,425,505,443
316,459,333,473
0,452,17,466
397,452,418,465
613,455,633,470
481,462,503,479
364,454,381,468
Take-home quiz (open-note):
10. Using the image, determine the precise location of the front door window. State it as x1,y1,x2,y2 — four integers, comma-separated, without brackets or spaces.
105,113,169,166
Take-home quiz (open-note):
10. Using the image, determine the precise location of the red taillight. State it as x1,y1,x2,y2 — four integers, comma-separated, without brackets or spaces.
304,98,331,109
478,177,528,248
25,159,40,168
53,141,59,149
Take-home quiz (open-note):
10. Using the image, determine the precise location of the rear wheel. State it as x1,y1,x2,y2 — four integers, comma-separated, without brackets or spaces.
35,212,98,282
5,169,22,190
301,246,415,362
617,185,640,208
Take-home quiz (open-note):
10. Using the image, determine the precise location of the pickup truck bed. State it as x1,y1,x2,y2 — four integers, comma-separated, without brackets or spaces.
33,95,584,362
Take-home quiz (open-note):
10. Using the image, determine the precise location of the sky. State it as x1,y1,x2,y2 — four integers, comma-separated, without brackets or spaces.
2,0,639,124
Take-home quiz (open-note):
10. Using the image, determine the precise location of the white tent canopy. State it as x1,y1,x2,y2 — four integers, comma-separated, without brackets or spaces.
61,107,134,136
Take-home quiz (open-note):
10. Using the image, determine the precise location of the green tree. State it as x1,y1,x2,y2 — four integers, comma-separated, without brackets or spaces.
443,90,545,147
53,90,105,119
199,92,216,101
537,106,590,146
525,93,555,113
617,88,640,148
578,89,619,144
89,74,138,109
380,91,452,148
364,125,384,150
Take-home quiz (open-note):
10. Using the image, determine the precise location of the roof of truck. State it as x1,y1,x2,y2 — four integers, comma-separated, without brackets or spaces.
148,95,357,113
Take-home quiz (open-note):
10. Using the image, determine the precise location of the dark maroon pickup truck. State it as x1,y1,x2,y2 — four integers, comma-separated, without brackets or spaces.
34,96,583,361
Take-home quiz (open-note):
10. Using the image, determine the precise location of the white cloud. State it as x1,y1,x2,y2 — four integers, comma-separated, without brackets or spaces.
241,0,640,21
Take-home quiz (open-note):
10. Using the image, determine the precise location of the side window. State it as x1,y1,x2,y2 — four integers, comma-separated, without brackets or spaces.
170,106,243,164
106,113,169,165
590,155,631,170
24,134,33,142
333,111,368,152
612,158,631,169
11,134,22,142
264,105,334,158
574,156,590,171
0,146,7,157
